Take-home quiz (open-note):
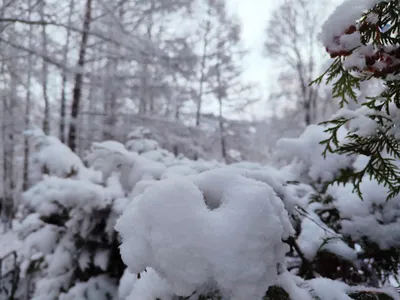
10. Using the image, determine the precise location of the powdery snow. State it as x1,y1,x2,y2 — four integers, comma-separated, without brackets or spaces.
329,177,400,250
59,275,117,300
308,277,400,300
118,268,174,300
23,177,108,217
115,171,294,299
332,106,379,137
320,0,381,52
32,135,84,178
275,125,353,184
85,140,166,193
297,203,356,262
277,273,400,300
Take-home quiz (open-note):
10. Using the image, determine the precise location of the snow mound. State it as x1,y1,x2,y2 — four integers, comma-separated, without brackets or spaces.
115,170,294,299
119,268,174,300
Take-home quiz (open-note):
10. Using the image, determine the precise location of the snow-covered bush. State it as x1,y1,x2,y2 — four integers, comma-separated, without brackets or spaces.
316,0,400,200
17,135,127,300
276,120,400,287
125,127,160,154
17,124,400,299
303,0,400,288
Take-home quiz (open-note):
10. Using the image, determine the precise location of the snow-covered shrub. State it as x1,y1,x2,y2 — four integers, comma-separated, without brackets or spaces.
125,125,207,160
18,135,128,300
317,0,400,200
58,275,118,300
17,125,400,300
125,127,160,154
280,0,400,286
329,173,400,283
85,140,166,194
275,121,400,287
27,129,101,185
18,174,126,300
114,147,400,299
28,130,83,179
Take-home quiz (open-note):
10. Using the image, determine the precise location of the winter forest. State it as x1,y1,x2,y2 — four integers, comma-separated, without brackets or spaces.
1,0,400,299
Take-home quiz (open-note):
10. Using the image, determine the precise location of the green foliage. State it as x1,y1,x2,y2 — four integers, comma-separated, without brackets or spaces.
313,0,400,200
320,117,400,199
311,58,361,107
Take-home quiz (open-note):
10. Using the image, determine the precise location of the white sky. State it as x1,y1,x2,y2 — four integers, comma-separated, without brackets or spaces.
227,0,278,81
225,0,343,119
225,0,279,118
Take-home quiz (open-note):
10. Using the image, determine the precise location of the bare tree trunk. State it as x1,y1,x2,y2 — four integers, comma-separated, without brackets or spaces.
0,0,6,227
87,45,102,144
1,53,16,229
138,0,155,116
218,97,227,162
60,0,75,143
304,100,311,126
68,0,93,152
148,0,155,113
6,74,16,230
175,104,181,120
1,61,7,228
196,10,211,127
40,0,50,134
23,0,34,191
215,31,227,162
265,0,326,126
102,3,126,140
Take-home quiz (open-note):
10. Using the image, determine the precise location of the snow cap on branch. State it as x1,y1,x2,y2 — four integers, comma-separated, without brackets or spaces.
320,0,381,53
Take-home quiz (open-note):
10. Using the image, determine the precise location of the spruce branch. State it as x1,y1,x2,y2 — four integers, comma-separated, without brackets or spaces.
314,0,400,201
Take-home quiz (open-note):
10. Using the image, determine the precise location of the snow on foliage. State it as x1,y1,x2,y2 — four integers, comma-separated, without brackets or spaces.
330,176,400,250
17,134,130,300
320,0,381,53
85,140,166,193
29,130,83,178
27,129,101,185
23,176,108,217
58,275,117,300
126,127,160,154
18,173,125,300
275,125,353,184
297,203,357,262
274,120,400,286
